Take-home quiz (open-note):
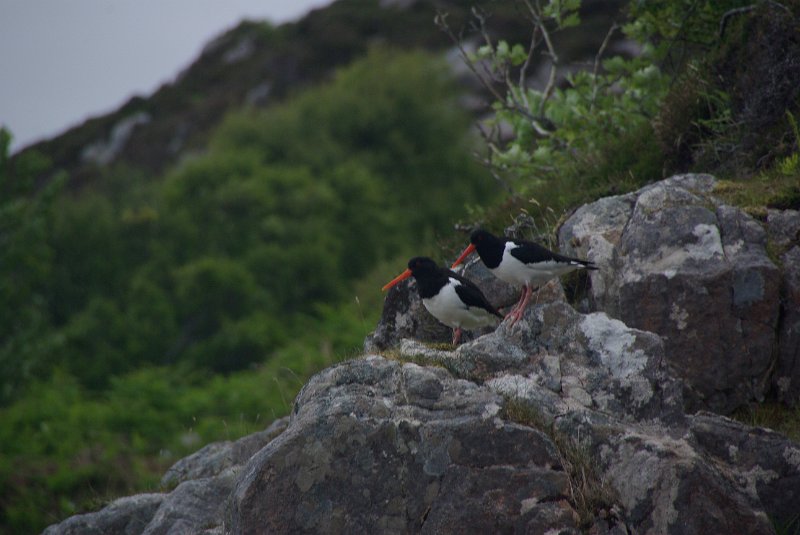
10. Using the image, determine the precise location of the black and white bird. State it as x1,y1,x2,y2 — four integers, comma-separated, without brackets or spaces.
382,256,502,345
451,229,597,325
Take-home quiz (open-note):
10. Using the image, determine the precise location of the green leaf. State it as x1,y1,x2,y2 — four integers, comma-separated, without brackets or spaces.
561,13,580,28
496,40,510,58
510,44,528,66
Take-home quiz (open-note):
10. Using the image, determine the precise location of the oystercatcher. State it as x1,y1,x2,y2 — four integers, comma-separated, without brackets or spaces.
451,229,597,324
382,256,502,345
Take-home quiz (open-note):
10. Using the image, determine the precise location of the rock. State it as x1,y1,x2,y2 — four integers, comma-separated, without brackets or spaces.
591,419,773,535
42,493,164,535
227,356,581,534
43,416,290,535
767,209,800,251
688,412,800,531
559,174,783,413
394,293,795,534
558,192,637,309
767,209,800,404
161,416,289,487
142,470,237,535
227,295,794,534
47,292,800,535
80,112,151,166
400,301,684,426
776,245,800,404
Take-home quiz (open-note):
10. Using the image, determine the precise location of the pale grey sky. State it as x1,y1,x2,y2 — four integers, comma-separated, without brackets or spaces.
0,0,332,153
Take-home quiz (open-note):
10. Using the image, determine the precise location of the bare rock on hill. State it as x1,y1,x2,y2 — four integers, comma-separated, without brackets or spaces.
227,294,796,534
559,174,784,413
768,209,800,405
142,471,236,535
41,494,164,535
227,356,583,534
161,416,289,487
44,293,800,535
399,300,684,426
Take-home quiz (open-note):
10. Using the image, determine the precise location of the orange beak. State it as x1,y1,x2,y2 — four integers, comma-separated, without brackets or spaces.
451,243,476,269
381,268,412,291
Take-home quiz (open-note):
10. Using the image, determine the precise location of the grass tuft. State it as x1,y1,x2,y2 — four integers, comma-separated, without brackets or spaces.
500,397,619,529
379,348,461,376
714,177,800,213
731,402,800,444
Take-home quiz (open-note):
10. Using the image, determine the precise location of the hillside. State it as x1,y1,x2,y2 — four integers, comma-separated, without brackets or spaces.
6,0,621,194
43,173,800,534
3,0,800,532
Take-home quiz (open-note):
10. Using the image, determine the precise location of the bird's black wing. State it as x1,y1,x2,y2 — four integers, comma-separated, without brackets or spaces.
445,270,502,317
510,240,597,269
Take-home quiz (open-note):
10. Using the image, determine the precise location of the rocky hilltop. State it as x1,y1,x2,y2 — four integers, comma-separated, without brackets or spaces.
6,0,625,194
44,175,800,534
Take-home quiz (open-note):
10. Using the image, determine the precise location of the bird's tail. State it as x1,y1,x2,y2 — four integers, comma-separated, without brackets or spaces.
571,258,598,270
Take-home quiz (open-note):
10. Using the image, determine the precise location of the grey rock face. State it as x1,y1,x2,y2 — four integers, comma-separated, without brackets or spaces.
228,356,580,534
42,494,164,535
593,420,772,535
161,416,288,487
394,301,796,534
777,245,800,404
688,412,800,531
400,301,684,427
767,208,800,251
560,174,785,412
768,209,800,404
43,420,288,535
227,293,797,534
142,471,237,535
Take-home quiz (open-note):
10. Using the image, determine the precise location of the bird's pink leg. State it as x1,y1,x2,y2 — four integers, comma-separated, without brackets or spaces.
505,288,526,319
509,285,533,325
452,327,462,345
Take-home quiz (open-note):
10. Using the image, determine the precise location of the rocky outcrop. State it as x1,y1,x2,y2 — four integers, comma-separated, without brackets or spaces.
223,297,797,533
44,176,800,534
370,303,797,534
42,494,164,535
161,417,288,487
228,356,582,534
43,419,287,535
768,209,800,404
558,174,797,412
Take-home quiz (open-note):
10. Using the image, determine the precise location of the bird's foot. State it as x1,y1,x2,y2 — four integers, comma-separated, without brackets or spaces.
452,328,462,346
503,286,531,326
505,307,524,326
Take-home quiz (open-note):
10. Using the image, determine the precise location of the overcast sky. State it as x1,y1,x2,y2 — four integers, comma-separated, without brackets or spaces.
0,0,332,153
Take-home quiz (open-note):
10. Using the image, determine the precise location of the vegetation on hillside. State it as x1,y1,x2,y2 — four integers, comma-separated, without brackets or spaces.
0,49,491,533
1,0,799,532
449,0,799,231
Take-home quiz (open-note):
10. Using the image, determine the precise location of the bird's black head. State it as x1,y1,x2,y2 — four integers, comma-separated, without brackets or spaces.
407,256,439,276
470,229,495,245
